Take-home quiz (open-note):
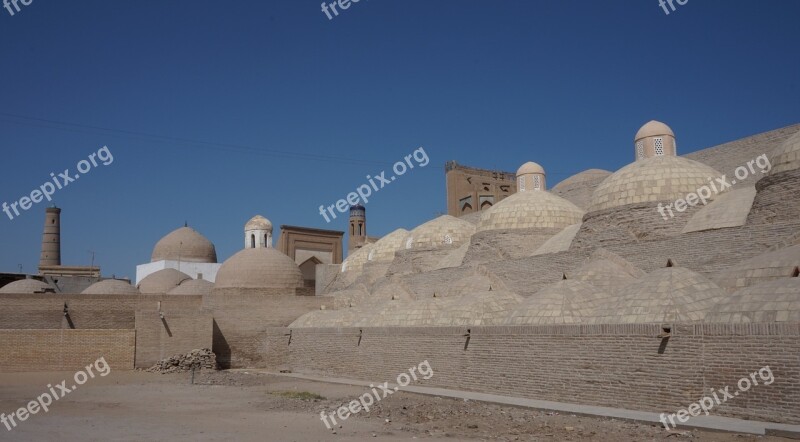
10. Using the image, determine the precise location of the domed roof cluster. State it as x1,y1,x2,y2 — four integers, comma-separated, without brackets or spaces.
589,156,723,212
404,215,476,250
507,280,604,325
214,248,303,292
0,279,54,294
477,190,585,231
151,226,217,263
82,279,139,295
768,130,800,176
705,277,800,323
433,290,522,326
137,268,191,294
245,215,273,232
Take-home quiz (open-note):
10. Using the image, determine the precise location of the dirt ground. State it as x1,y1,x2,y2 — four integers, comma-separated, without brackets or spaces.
0,369,793,441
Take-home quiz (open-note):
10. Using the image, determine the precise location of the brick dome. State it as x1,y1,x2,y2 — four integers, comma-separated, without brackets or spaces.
477,190,585,231
589,156,723,212
151,226,217,263
167,278,214,295
768,130,800,176
405,215,476,250
366,228,408,263
138,268,191,294
705,278,800,323
82,279,139,295
214,248,303,292
0,279,54,294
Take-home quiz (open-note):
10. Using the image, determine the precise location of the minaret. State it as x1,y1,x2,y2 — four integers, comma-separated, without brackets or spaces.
348,204,366,251
244,215,273,249
39,206,61,270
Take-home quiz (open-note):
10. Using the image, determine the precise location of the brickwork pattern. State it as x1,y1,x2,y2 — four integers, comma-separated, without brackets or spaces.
0,329,135,372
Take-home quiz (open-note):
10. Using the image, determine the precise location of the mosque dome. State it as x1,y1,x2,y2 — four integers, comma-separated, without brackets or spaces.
767,130,800,176
167,278,214,296
137,269,192,294
635,120,675,141
214,248,303,292
245,215,273,232
151,226,217,263
82,279,139,295
589,156,723,212
366,228,409,263
477,190,585,231
404,215,476,250
517,162,545,176
0,279,54,294
589,267,725,324
705,277,800,323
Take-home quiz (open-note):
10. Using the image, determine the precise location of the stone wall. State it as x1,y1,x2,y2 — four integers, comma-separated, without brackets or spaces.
748,170,800,225
134,310,214,368
0,329,135,372
266,323,800,425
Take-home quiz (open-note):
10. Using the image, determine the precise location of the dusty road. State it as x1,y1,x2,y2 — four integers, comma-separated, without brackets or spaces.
0,370,792,441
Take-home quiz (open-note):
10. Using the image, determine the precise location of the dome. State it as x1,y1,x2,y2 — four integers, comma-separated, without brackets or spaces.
589,156,723,212
551,169,612,210
433,290,523,326
341,243,374,273
151,226,217,263
634,120,674,141
0,279,54,294
405,215,476,250
589,268,725,324
768,130,800,175
137,269,192,294
167,278,214,296
214,248,303,292
366,228,409,263
245,215,273,232
506,280,605,325
82,279,139,295
361,297,454,327
517,161,545,176
569,250,645,291
712,244,800,292
477,191,585,231
705,278,800,323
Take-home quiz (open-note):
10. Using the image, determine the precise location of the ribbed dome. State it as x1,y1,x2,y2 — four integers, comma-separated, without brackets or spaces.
0,279,54,294
705,278,800,323
506,280,605,325
433,290,522,326
589,156,723,212
167,278,214,296
634,120,674,141
214,248,303,291
245,215,273,232
768,130,800,175
517,161,545,175
151,227,217,263
477,191,585,231
590,268,725,324
82,279,139,295
405,215,476,250
137,269,191,294
367,228,409,263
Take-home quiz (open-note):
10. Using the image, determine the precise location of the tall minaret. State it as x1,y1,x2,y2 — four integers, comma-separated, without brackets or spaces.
348,204,366,251
39,206,61,270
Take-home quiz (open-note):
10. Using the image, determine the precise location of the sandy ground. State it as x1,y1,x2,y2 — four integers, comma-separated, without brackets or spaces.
0,369,793,442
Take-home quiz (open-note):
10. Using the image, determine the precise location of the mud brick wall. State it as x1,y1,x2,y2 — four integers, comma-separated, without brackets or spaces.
134,310,213,368
0,329,135,372
269,323,800,425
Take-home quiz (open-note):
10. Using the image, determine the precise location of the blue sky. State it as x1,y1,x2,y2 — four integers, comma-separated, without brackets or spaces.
1,0,798,278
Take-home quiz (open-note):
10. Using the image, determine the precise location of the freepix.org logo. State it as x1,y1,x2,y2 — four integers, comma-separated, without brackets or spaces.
3,0,33,17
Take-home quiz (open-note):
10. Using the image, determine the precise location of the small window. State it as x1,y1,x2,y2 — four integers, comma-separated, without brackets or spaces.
654,138,665,156
518,176,526,191
351,224,355,235
406,237,414,249
636,141,644,160
533,175,541,190
368,250,375,261
264,234,268,247
250,234,255,248
443,234,453,245
359,223,363,236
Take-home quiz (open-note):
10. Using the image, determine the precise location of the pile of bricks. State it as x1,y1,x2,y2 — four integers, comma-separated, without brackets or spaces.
145,348,217,374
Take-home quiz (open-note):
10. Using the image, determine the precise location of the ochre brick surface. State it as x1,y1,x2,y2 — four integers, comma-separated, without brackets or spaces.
0,329,135,372
267,323,800,425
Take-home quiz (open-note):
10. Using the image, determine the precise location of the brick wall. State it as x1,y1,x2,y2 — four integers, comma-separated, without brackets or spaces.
268,323,800,424
0,329,135,372
134,310,213,368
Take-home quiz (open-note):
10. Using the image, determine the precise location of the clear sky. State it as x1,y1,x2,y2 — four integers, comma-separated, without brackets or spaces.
0,0,798,278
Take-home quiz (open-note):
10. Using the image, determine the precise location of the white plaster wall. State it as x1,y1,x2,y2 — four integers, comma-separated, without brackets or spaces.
135,260,222,284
